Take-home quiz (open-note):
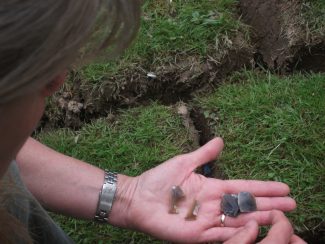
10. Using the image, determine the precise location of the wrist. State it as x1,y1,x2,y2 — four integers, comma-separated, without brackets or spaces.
94,171,118,223
107,174,138,228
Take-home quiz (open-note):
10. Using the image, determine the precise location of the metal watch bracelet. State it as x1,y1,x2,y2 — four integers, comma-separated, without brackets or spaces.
94,170,118,223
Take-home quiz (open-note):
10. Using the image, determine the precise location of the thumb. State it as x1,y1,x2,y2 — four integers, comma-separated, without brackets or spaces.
290,235,307,244
187,137,224,171
224,221,259,244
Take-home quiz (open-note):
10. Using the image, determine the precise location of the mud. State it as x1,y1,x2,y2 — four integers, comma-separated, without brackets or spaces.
239,0,325,73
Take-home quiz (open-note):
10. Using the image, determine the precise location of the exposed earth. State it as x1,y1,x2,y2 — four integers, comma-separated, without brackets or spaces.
43,0,324,130
40,0,324,242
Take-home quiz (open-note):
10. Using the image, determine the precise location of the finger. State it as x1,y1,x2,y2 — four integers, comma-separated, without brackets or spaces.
223,180,290,197
259,211,293,244
290,235,307,244
186,137,224,170
256,197,296,212
216,211,288,228
224,221,259,244
198,226,244,243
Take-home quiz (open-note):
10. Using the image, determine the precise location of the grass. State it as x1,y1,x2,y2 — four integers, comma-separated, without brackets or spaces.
45,0,250,128
38,103,192,243
196,71,325,234
301,0,325,37
80,0,248,82
40,1,325,241
41,72,325,242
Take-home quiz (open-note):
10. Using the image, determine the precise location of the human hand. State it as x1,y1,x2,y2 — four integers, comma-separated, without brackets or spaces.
110,138,297,243
225,210,306,244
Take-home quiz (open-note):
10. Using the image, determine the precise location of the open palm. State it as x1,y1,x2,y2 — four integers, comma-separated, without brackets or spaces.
126,138,296,243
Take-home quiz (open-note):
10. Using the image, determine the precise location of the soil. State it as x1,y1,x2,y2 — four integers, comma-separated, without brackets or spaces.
239,0,325,73
190,106,227,179
44,0,325,129
40,0,324,241
293,41,325,72
43,38,253,129
239,0,291,70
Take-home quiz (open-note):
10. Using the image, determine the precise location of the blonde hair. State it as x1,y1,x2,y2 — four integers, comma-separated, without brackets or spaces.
0,0,141,242
0,0,141,104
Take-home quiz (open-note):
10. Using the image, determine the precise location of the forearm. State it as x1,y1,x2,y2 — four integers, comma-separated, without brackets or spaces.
16,137,135,227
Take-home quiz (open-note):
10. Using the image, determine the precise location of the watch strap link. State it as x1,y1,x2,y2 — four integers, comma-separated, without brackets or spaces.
95,170,117,223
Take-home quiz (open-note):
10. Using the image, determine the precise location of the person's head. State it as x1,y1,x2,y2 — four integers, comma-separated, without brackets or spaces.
0,1,141,242
0,0,141,173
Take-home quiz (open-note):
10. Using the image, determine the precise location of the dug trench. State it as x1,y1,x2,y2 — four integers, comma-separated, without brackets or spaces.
176,103,227,180
41,40,254,129
38,0,324,242
239,0,325,73
41,0,325,130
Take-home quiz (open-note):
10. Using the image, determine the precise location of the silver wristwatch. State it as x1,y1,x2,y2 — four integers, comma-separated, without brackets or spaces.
94,170,118,223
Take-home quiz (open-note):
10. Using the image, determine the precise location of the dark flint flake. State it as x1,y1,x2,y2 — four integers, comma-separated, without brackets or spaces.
221,194,240,217
238,192,257,213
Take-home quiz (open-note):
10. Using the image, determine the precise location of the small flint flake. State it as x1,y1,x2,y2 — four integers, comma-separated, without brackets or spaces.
169,185,185,214
221,192,257,217
238,192,257,213
221,194,240,217
185,200,200,220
